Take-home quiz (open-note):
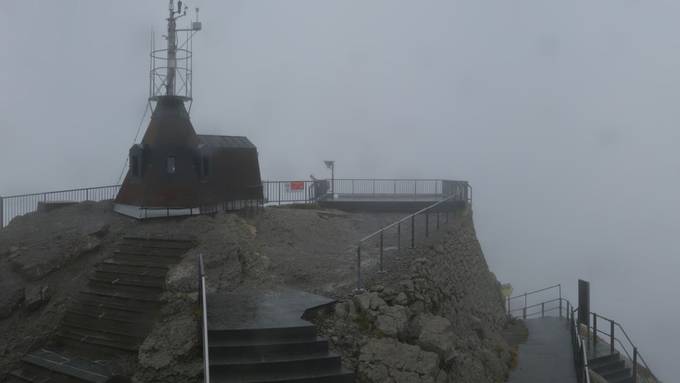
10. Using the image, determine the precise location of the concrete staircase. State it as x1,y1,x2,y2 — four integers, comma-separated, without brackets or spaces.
589,352,634,383
208,323,353,383
4,236,195,383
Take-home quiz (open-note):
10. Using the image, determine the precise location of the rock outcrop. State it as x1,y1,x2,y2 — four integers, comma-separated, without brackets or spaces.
314,208,513,383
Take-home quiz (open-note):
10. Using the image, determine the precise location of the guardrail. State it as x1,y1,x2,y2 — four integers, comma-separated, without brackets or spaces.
506,284,590,383
197,254,210,383
1,179,470,227
354,192,469,291
586,312,659,383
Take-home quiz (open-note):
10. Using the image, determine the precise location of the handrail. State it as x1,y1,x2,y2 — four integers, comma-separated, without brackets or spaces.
197,254,210,383
355,193,467,290
587,312,659,383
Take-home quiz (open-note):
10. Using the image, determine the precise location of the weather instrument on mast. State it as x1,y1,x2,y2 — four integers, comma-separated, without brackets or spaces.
149,0,202,106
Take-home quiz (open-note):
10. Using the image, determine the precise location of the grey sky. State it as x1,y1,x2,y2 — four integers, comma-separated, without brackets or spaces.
1,1,678,380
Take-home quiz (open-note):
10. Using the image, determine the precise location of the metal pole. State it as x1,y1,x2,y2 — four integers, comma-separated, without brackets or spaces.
633,347,638,383
610,321,615,354
593,313,598,347
397,222,401,252
411,215,415,248
506,296,510,316
379,231,384,273
373,179,376,197
0,196,4,229
278,182,281,205
356,246,363,291
425,213,429,237
541,302,545,318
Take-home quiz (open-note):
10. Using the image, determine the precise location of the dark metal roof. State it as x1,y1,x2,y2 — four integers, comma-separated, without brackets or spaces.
198,135,255,149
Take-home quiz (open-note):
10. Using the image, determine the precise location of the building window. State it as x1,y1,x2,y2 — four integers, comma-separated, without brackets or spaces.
167,156,176,174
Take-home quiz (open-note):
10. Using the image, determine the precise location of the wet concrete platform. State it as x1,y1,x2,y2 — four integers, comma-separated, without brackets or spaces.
206,289,335,330
507,317,578,383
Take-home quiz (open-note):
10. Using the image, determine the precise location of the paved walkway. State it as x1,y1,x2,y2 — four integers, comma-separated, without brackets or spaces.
507,317,577,383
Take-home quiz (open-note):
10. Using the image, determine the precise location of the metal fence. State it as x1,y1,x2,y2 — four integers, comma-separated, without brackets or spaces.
1,179,470,228
197,254,210,383
0,185,121,228
354,193,466,291
507,284,658,383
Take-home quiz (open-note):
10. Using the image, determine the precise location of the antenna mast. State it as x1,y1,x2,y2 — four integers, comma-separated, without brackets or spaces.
149,0,202,103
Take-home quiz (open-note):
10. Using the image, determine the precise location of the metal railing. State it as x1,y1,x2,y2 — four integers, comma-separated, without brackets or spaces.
507,285,590,383
586,312,659,383
0,185,121,228
507,284,659,383
2,179,470,227
197,254,210,383
354,193,468,290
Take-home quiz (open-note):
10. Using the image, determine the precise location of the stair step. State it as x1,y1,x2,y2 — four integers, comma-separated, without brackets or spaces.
57,326,140,352
209,337,330,362
101,258,170,270
75,292,161,313
65,307,154,324
90,273,165,289
22,350,110,383
95,263,168,277
114,247,187,258
109,253,180,267
211,367,354,383
601,367,631,381
120,237,195,249
592,359,625,376
84,282,163,302
610,376,634,383
210,353,342,375
7,367,52,383
208,325,317,344
589,352,620,368
62,313,152,337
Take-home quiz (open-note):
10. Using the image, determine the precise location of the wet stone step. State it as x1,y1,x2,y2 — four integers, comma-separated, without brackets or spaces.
57,327,140,352
120,237,196,249
75,292,161,313
65,307,155,324
114,247,187,258
209,353,342,375
95,263,169,277
209,337,330,361
85,281,163,301
62,313,151,337
89,274,165,289
108,254,180,267
208,326,318,344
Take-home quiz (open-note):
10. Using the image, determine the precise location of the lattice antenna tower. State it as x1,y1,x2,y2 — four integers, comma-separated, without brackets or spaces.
149,0,202,110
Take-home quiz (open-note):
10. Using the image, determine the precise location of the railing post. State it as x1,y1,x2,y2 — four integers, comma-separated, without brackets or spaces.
506,296,510,316
0,196,4,229
356,246,363,291
633,347,638,383
610,321,615,354
436,211,440,230
352,179,355,194
372,179,376,197
411,215,415,248
523,306,527,320
559,298,563,319
414,180,417,200
425,213,429,237
278,182,282,205
593,313,598,347
397,222,401,252
379,231,384,273
393,180,396,194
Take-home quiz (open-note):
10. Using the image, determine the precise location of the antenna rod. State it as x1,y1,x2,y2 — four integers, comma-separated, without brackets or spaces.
166,0,177,96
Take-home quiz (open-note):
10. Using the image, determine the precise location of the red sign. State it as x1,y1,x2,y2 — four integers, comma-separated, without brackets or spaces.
290,181,305,191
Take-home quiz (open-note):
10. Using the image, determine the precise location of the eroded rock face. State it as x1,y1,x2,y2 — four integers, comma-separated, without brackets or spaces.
134,297,201,383
315,209,513,383
0,284,25,319
358,338,441,383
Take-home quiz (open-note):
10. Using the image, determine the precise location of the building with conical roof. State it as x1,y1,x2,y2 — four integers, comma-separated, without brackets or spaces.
114,2,262,218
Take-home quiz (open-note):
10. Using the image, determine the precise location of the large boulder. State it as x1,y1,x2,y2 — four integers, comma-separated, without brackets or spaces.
375,305,409,338
358,338,441,383
413,314,459,360
0,283,25,319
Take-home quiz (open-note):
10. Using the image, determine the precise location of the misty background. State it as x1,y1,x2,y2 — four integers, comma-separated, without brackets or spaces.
1,1,677,380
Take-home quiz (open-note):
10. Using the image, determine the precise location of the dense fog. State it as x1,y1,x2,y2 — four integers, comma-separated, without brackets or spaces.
0,1,677,380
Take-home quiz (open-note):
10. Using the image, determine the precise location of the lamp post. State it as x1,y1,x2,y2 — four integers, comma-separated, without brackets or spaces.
324,160,335,194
